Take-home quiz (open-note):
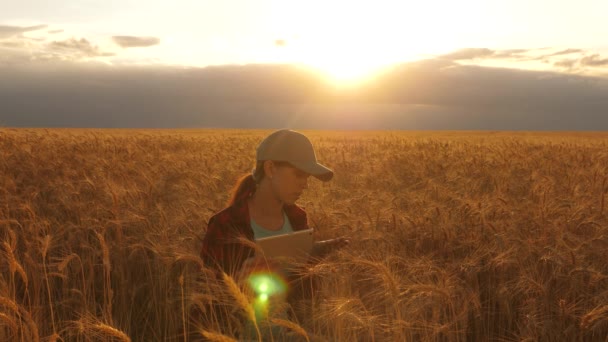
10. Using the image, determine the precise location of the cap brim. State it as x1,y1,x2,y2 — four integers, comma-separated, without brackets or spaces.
290,160,334,182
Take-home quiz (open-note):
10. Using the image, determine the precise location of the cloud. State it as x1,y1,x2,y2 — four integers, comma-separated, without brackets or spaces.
442,47,608,74
441,48,495,60
0,25,118,66
493,49,531,59
0,40,28,48
45,38,115,60
0,36,115,66
0,24,119,64
580,54,608,67
112,36,160,48
48,38,102,57
0,24,48,39
545,48,583,57
440,48,536,61
552,53,608,71
554,59,577,69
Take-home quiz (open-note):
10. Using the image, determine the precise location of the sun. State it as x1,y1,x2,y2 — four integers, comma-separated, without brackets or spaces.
269,0,423,87
274,31,406,87
302,42,395,86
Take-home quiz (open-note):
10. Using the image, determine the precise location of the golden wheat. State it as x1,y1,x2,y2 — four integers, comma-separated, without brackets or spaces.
200,329,239,342
90,322,132,342
270,318,310,342
221,271,261,340
0,128,607,341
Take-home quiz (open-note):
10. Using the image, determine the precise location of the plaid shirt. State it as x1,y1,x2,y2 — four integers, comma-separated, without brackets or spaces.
200,189,309,275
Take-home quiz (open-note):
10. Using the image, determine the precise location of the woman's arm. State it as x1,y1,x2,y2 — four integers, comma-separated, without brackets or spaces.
200,217,254,276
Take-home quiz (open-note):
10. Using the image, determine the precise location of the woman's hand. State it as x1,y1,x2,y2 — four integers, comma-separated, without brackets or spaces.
310,237,350,260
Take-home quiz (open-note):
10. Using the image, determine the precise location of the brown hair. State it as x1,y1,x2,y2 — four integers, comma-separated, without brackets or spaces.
227,160,292,206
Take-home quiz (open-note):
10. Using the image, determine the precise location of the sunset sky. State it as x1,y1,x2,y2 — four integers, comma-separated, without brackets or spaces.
3,0,608,80
2,1,608,129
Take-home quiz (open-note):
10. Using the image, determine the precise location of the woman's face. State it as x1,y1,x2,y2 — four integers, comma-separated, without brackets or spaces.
265,161,310,205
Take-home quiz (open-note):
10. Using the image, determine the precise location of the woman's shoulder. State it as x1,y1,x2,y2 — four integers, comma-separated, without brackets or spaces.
208,201,249,226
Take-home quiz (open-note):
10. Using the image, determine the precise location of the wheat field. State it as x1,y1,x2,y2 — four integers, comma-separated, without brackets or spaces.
1,128,607,341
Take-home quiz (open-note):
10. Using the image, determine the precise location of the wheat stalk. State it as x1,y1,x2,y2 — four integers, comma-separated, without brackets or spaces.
95,231,114,325
91,322,131,342
180,273,187,342
2,241,28,287
580,304,608,329
46,332,61,342
41,234,57,334
0,312,18,334
0,296,19,313
200,330,238,342
221,271,261,342
270,318,310,342
0,297,38,342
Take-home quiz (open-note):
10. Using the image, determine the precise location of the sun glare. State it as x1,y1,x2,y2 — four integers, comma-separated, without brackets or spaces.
303,46,394,86
269,1,426,87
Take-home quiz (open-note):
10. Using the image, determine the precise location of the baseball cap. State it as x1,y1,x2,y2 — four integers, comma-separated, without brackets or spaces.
253,129,334,182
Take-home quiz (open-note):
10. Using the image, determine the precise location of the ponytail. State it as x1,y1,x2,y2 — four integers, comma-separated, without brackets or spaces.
227,160,293,207
227,174,256,206
227,161,265,206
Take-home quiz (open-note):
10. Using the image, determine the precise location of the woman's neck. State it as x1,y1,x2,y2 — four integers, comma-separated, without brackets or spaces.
249,183,283,218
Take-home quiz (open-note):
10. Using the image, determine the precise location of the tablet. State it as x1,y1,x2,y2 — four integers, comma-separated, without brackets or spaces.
255,229,314,263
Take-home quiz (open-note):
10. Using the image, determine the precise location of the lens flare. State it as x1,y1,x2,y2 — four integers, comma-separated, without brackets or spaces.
248,272,287,297
247,271,289,321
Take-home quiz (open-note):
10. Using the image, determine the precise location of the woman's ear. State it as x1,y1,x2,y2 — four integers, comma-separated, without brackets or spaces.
263,160,274,179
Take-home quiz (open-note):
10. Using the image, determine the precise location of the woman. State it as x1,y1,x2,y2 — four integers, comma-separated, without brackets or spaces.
199,129,348,339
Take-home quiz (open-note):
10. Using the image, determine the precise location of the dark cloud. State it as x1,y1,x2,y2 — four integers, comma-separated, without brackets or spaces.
48,29,64,34
112,36,160,48
0,24,47,38
1,59,608,130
